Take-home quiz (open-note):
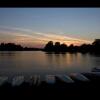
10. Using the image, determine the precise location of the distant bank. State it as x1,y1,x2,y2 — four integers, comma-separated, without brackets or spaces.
0,39,100,54
0,43,43,51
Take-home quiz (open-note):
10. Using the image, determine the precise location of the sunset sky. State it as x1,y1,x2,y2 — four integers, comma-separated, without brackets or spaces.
0,8,100,48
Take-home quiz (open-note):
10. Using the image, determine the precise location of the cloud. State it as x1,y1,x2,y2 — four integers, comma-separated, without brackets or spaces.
0,26,92,47
0,25,33,33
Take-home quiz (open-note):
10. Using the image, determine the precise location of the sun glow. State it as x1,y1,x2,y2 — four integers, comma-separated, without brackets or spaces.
0,26,92,48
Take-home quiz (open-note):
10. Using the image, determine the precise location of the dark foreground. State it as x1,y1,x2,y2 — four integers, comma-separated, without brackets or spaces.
0,73,100,99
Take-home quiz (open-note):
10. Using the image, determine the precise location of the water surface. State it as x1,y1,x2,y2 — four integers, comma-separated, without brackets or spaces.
0,51,100,77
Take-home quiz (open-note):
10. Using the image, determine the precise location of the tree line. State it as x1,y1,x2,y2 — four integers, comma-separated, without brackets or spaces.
0,39,100,54
0,43,42,51
44,39,100,54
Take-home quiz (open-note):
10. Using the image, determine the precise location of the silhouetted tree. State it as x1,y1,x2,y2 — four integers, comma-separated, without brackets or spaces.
92,39,100,45
60,43,68,52
91,39,100,53
73,46,79,52
68,44,74,52
0,43,5,50
0,43,23,51
44,41,54,51
54,42,61,52
79,44,88,53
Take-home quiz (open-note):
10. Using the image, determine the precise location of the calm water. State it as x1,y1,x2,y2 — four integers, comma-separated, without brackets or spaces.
0,51,100,77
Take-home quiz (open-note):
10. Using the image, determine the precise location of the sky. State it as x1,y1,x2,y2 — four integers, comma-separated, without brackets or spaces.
0,8,100,48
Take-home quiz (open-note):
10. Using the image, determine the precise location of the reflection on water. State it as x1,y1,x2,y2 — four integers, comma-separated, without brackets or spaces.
0,51,100,77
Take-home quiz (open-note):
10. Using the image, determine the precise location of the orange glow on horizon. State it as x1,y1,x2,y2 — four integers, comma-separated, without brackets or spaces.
0,27,92,48
0,33,92,48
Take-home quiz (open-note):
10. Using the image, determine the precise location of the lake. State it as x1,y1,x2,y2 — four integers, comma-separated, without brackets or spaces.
0,51,100,77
